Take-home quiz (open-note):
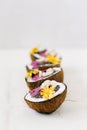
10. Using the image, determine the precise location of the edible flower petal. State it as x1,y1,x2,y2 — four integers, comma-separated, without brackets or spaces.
31,61,40,69
47,55,61,64
30,87,41,97
30,47,38,55
40,86,55,99
25,69,39,78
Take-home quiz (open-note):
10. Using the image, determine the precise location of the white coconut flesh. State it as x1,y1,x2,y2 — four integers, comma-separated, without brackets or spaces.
27,67,61,82
25,80,66,102
33,54,46,62
39,63,58,67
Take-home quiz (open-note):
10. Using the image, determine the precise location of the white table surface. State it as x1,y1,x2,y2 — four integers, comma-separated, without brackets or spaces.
0,49,87,130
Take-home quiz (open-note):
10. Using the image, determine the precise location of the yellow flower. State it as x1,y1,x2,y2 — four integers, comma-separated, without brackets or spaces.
30,47,39,55
40,86,55,99
25,69,39,78
47,55,61,64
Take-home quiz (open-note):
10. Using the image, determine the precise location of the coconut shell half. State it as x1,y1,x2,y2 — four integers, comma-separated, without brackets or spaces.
25,67,64,90
24,82,67,113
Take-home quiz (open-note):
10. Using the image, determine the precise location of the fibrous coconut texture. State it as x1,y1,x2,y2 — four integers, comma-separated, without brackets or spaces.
24,46,67,113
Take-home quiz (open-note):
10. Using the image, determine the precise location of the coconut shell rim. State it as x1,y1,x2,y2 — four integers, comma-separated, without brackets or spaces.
24,83,67,104
25,67,63,83
25,63,60,71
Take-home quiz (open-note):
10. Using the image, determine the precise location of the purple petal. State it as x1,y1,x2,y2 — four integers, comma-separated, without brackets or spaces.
32,73,39,81
39,49,47,57
31,61,40,69
30,87,41,97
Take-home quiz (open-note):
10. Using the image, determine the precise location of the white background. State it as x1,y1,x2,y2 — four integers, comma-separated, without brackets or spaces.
0,0,87,49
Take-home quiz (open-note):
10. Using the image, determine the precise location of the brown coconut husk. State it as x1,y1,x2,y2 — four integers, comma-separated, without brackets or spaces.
24,84,67,113
25,65,30,72
25,68,64,90
30,54,38,61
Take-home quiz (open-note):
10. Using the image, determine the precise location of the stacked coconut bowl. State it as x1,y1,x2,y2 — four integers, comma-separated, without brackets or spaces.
24,47,67,113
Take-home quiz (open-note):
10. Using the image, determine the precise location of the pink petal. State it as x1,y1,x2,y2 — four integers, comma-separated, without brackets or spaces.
32,73,39,81
31,61,40,69
30,87,41,97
